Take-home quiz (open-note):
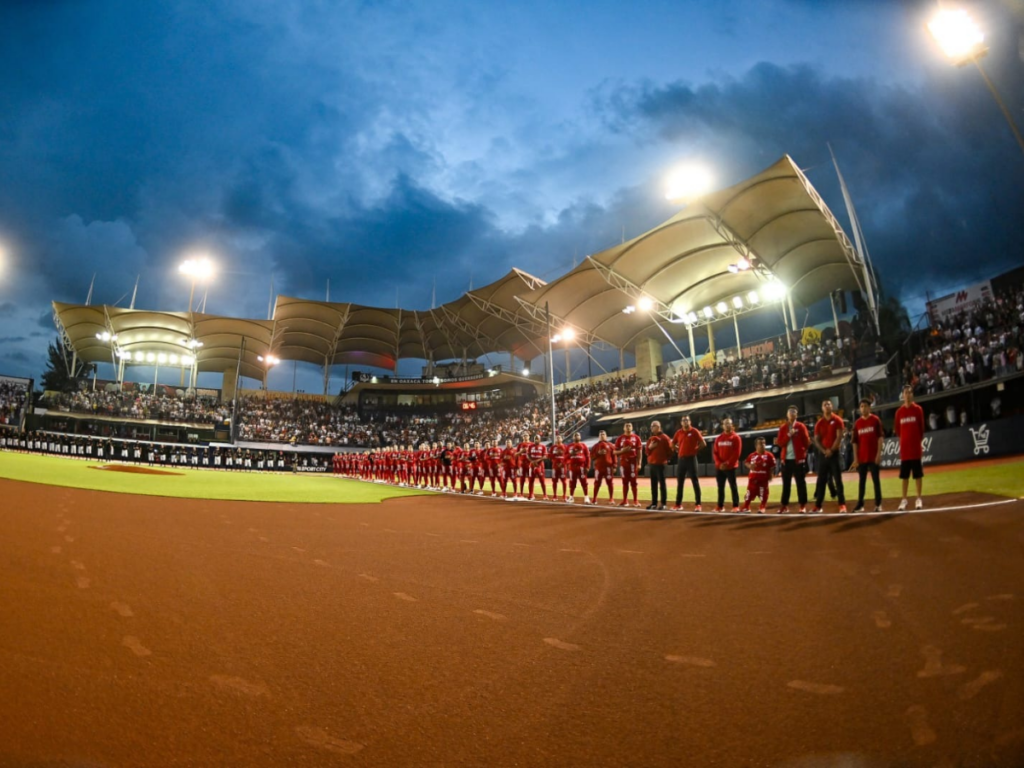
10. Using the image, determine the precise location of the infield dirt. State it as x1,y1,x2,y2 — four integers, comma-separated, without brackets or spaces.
1,478,1022,767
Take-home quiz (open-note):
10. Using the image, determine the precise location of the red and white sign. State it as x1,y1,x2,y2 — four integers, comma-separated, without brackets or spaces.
927,280,992,323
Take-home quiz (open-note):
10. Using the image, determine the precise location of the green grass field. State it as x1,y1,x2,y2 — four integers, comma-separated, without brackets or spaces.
0,452,429,504
1,450,1022,505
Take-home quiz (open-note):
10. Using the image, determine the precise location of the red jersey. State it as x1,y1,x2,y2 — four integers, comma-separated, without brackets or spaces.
745,450,777,478
853,414,884,465
895,403,925,461
814,414,844,451
591,440,616,469
549,444,568,466
614,433,642,466
500,446,518,467
484,446,502,465
712,432,743,469
645,433,673,465
672,427,705,458
516,442,533,467
566,441,591,466
525,443,548,465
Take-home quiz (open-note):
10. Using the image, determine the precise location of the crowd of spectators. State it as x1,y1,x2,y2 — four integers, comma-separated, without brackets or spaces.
556,335,858,417
904,286,1024,396
0,378,29,427
44,389,231,425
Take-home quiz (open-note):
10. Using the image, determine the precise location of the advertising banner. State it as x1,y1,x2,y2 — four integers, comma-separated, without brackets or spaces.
927,280,993,323
879,415,1024,468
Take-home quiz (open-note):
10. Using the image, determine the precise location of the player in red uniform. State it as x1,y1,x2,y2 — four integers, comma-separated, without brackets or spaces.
525,434,549,500
442,441,459,491
429,442,441,489
670,415,703,511
712,419,742,512
895,385,926,511
614,422,643,507
499,439,518,498
740,437,777,513
851,398,884,512
469,441,485,495
515,436,534,499
565,432,591,503
812,400,847,513
549,435,569,501
590,430,616,504
483,439,503,496
645,420,673,510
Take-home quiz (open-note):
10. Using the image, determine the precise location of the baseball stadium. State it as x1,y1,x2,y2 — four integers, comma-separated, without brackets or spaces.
2,143,1023,768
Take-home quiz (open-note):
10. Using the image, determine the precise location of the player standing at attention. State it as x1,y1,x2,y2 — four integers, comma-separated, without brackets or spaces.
525,434,550,501
775,405,810,514
470,441,486,495
549,435,569,501
483,439,503,496
812,400,848,513
590,430,616,504
645,421,673,511
614,423,643,508
500,439,518,498
712,418,742,512
566,432,591,503
895,384,926,510
740,437,777,513
670,415,703,511
515,434,534,499
851,398,884,512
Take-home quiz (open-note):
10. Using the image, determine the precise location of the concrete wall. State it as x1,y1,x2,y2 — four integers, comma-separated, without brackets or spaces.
634,338,664,383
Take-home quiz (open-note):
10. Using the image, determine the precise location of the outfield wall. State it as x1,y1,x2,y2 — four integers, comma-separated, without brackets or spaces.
878,414,1024,468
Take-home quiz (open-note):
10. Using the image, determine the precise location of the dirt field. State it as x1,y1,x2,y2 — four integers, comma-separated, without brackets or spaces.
1,479,1022,767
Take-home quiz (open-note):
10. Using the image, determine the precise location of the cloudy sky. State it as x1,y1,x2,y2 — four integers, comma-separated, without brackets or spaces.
1,0,1022,388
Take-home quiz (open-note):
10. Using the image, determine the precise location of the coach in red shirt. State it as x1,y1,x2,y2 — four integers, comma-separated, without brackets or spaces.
812,400,847,513
671,415,703,511
895,384,926,511
712,418,742,512
775,405,811,513
645,420,673,511
850,398,884,512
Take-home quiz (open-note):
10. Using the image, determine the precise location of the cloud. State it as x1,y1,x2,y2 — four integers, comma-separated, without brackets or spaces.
0,336,26,343
0,302,14,317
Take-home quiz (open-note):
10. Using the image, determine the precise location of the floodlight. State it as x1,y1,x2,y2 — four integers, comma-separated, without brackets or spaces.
928,8,986,65
146,353,156,363
562,328,576,341
157,353,168,364
727,264,739,274
371,376,378,384
169,354,179,364
736,257,751,271
433,376,441,385
181,355,194,365
551,334,561,343
702,306,714,319
121,351,132,361
622,305,636,314
179,256,215,280
664,163,714,203
638,297,653,311
686,312,699,324
716,301,729,315
747,290,760,305
762,280,788,301
732,296,744,309
523,368,530,377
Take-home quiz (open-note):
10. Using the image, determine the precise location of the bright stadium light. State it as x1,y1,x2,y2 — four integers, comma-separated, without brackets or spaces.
928,8,986,65
523,368,530,377
686,312,699,325
638,297,653,311
551,334,561,343
179,256,215,280
716,301,729,315
622,305,636,314
433,376,441,385
169,354,179,364
736,256,751,271
732,296,744,310
562,327,576,341
702,306,714,319
258,355,280,366
762,280,788,301
181,354,194,365
120,351,132,361
727,264,739,274
747,290,760,305
664,163,714,203
157,353,168,364
146,352,156,363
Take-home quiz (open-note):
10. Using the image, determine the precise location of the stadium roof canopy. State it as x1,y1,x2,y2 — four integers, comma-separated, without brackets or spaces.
52,155,867,380
517,155,867,351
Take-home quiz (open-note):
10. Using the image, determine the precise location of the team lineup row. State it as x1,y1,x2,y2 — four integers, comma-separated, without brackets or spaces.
336,387,929,514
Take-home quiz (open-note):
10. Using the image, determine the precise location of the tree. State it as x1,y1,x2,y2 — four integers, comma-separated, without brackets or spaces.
876,295,913,356
40,338,95,393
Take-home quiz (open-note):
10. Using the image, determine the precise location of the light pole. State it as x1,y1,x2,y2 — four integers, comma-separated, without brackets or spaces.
179,256,215,313
257,354,281,390
927,8,1024,158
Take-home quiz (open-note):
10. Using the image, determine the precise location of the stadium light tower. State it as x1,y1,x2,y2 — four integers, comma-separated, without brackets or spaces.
664,163,714,204
927,8,1024,157
179,256,216,313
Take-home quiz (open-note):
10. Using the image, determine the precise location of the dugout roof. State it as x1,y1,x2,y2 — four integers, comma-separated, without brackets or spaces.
518,155,864,350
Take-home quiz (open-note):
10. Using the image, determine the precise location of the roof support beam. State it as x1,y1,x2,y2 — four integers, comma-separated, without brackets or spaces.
464,293,548,360
324,308,350,396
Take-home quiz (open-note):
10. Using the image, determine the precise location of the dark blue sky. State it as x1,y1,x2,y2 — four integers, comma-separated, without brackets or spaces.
1,0,1022,388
